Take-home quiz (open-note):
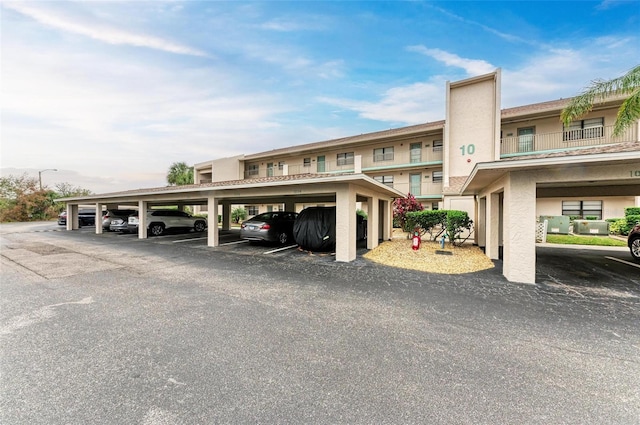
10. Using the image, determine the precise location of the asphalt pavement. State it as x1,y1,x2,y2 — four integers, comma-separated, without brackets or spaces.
1,222,639,424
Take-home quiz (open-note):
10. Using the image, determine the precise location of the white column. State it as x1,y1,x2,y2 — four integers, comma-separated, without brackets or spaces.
486,192,500,260
635,196,640,207
95,203,103,234
67,204,78,230
503,172,536,284
138,200,148,239
208,195,219,247
366,196,379,249
381,199,392,241
222,203,231,231
354,155,362,173
282,164,289,176
477,197,486,248
335,184,356,262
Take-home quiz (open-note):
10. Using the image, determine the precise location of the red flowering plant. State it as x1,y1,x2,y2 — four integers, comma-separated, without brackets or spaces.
393,193,424,234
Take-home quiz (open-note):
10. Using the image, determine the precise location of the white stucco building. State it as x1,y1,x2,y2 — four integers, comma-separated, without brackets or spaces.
62,70,640,284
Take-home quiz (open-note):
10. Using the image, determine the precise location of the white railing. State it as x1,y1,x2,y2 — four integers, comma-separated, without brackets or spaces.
501,124,637,155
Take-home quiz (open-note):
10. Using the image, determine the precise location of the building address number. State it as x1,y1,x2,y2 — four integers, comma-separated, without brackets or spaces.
460,144,476,156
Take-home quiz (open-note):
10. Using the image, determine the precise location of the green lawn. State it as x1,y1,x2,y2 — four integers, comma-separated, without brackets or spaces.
546,234,627,247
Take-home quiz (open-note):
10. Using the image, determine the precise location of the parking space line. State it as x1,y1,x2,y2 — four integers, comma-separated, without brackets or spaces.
605,256,640,269
263,244,298,255
172,237,208,244
219,240,250,246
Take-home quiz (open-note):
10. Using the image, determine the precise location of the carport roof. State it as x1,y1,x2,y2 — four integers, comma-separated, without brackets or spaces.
460,141,640,195
59,172,405,204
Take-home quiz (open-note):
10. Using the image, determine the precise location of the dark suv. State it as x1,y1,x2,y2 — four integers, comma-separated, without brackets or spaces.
628,223,640,261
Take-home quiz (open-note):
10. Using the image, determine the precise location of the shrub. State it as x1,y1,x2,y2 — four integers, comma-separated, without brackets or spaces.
446,210,473,246
584,216,599,220
406,209,473,246
625,207,640,216
393,194,423,231
406,210,447,240
356,209,368,220
609,218,631,235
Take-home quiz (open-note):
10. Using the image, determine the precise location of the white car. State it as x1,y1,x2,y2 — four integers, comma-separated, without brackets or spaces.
128,210,207,236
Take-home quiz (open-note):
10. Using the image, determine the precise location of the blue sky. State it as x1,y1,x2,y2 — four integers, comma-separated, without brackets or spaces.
2,1,639,193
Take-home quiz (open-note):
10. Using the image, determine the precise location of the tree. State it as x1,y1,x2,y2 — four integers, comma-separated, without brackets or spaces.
167,162,194,186
393,193,424,231
54,182,92,198
561,65,640,136
0,174,56,221
0,174,93,222
231,207,247,223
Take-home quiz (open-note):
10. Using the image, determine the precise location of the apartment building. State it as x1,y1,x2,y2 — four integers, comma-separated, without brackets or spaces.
62,70,640,284
195,72,637,222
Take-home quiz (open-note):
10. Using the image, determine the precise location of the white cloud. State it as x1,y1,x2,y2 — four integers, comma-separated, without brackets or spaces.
406,46,495,76
319,80,446,125
2,2,209,57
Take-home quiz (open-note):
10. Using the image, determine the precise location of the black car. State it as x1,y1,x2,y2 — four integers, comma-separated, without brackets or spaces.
240,211,298,244
628,223,640,261
57,209,96,227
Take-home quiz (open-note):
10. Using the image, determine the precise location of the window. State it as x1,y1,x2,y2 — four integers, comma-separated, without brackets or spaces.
410,143,422,163
373,147,394,162
433,140,443,152
432,171,443,183
247,206,259,215
431,202,439,211
317,155,325,172
247,164,259,177
337,152,354,166
374,175,394,187
563,117,604,141
562,200,602,219
267,163,274,177
278,161,285,170
409,173,421,195
303,158,311,168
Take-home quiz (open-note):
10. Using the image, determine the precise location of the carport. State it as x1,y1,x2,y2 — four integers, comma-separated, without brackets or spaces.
461,142,640,284
61,173,404,262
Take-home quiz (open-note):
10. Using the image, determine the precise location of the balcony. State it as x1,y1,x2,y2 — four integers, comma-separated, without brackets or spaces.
500,124,637,156
244,149,444,179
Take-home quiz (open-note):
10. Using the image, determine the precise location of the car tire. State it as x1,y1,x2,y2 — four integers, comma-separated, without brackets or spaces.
149,223,165,236
630,236,640,261
194,220,206,232
278,232,288,245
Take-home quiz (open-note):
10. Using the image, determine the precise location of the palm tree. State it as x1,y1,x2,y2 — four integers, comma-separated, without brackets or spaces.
561,65,640,136
167,162,194,186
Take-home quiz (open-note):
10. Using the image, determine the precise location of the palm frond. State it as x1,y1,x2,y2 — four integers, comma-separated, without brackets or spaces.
561,65,640,128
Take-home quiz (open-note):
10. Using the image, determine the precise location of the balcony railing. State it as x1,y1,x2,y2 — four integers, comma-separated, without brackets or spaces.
243,150,444,179
500,124,637,156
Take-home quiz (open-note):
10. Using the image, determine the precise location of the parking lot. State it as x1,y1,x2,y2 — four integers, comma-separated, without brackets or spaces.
3,221,638,297
1,221,639,424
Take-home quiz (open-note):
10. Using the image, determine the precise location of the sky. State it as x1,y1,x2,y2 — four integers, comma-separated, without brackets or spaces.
1,1,639,193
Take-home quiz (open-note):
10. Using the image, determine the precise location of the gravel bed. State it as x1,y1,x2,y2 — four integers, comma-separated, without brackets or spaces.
363,231,495,274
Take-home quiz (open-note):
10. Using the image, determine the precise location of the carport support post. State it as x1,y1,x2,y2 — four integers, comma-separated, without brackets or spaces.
207,195,219,247
366,196,379,249
503,172,536,284
486,192,500,260
138,200,148,239
95,203,103,234
335,184,357,262
477,197,486,248
67,204,78,230
381,199,392,241
221,203,231,231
